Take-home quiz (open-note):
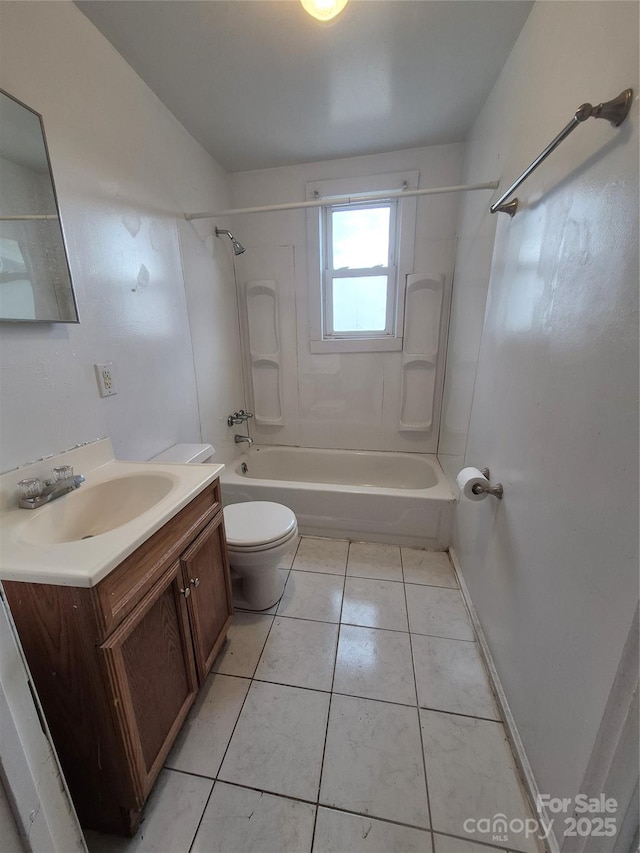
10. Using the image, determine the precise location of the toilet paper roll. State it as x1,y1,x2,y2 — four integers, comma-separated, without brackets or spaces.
456,467,489,501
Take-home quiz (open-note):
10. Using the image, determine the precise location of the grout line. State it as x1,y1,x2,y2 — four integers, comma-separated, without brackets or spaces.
314,800,432,836
202,778,433,835
310,541,350,852
186,775,216,852
410,629,477,642
418,705,503,724
251,677,333,695
331,688,417,709
433,829,517,852
402,546,435,836
403,579,461,591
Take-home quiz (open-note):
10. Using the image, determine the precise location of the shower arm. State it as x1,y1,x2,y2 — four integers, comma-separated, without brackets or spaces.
490,88,633,217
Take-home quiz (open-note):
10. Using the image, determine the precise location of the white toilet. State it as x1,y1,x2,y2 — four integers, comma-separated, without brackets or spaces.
223,501,297,610
150,444,297,611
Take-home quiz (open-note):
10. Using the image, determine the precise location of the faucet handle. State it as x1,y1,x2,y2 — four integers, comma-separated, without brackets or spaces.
53,465,74,481
17,478,43,500
238,410,254,420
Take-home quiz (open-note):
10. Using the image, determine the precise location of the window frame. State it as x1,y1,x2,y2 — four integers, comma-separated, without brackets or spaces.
306,171,419,354
323,199,397,339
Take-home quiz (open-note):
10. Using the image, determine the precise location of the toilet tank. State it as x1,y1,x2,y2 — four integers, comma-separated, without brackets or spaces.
150,444,214,464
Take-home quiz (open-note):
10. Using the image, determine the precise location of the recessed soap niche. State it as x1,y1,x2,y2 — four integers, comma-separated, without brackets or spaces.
399,274,444,432
244,279,283,425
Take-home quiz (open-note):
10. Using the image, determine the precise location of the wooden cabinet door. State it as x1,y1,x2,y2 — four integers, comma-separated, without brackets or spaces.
99,561,198,803
180,511,233,682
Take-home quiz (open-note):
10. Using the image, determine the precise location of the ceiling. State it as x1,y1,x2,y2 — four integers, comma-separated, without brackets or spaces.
76,0,533,173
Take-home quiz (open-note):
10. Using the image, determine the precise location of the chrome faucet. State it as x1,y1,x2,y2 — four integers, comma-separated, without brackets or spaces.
234,435,253,445
227,410,254,426
17,467,85,509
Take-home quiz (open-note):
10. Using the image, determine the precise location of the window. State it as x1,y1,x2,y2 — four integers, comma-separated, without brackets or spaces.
306,171,418,353
323,201,397,338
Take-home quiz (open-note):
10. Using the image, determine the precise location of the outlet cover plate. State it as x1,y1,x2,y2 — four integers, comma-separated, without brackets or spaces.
94,363,117,397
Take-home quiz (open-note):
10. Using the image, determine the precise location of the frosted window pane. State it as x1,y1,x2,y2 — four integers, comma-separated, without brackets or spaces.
332,207,390,269
333,276,388,332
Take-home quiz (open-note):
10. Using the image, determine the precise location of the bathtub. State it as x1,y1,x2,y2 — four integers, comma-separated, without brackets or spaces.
220,445,455,549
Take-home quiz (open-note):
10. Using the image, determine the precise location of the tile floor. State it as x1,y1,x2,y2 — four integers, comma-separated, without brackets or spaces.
86,538,545,853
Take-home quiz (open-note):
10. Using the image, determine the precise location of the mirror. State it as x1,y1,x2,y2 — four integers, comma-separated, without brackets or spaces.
0,90,79,323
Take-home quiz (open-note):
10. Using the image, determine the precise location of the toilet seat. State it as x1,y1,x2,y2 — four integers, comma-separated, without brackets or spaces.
224,501,297,551
227,526,298,554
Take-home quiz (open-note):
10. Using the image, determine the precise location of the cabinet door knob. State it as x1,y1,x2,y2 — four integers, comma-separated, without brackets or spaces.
190,577,200,588
180,587,191,598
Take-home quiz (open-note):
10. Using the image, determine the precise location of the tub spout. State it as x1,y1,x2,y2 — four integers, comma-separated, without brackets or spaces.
235,434,253,445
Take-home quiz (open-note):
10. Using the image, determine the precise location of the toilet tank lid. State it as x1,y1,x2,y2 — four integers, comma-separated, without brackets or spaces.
150,443,214,464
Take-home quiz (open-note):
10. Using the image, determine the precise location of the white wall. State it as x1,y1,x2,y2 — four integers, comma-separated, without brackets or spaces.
229,144,463,452
444,0,638,835
0,1,244,472
0,2,245,845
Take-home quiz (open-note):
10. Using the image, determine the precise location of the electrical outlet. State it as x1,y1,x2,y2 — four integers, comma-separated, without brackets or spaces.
94,363,117,397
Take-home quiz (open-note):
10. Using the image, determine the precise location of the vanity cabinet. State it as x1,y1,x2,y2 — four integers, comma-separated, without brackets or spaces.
3,480,232,836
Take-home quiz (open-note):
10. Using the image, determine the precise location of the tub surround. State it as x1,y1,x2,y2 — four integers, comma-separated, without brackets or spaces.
221,445,454,549
0,439,223,587
229,144,463,455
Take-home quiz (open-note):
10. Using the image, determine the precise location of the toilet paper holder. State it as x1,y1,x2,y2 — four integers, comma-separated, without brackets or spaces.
475,468,504,500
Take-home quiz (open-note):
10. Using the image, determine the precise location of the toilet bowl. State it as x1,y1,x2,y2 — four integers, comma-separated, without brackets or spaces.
150,444,297,611
223,501,297,610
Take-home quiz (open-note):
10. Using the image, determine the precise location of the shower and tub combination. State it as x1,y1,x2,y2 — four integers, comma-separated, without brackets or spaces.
221,445,455,550
206,89,635,550
213,213,457,551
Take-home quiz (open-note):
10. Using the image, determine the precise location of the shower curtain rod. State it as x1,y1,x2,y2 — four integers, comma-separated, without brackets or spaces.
184,181,499,221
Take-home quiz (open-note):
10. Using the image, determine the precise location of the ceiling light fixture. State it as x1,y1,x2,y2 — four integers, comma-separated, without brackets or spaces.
300,0,348,22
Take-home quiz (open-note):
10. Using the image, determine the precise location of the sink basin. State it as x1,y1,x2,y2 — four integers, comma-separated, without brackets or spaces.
20,473,176,544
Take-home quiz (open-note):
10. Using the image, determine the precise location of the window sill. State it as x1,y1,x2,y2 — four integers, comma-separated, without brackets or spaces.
309,337,403,354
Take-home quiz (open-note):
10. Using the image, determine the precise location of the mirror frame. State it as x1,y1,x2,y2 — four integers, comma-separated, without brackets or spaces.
0,88,80,324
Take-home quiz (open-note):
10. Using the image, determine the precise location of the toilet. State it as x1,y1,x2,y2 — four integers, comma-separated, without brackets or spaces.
150,443,297,611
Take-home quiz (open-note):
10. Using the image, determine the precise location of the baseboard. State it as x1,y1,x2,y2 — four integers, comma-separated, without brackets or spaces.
449,546,561,853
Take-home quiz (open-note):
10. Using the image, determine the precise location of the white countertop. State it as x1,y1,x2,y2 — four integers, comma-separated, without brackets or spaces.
0,439,224,588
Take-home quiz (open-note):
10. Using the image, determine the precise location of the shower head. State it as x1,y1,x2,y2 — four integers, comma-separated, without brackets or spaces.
215,227,246,255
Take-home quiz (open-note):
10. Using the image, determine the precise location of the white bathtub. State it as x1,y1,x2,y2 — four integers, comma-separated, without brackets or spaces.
220,445,455,549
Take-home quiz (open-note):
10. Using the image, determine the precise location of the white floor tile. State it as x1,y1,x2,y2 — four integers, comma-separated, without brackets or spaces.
320,694,430,828
84,769,212,853
91,537,537,853
165,673,250,777
212,612,274,677
347,542,403,582
341,577,409,632
420,710,542,853
412,635,499,720
313,807,433,852
219,680,330,801
434,833,515,852
191,782,316,853
277,570,344,623
333,624,416,705
293,537,349,575
402,548,458,588
255,616,339,691
406,585,474,641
